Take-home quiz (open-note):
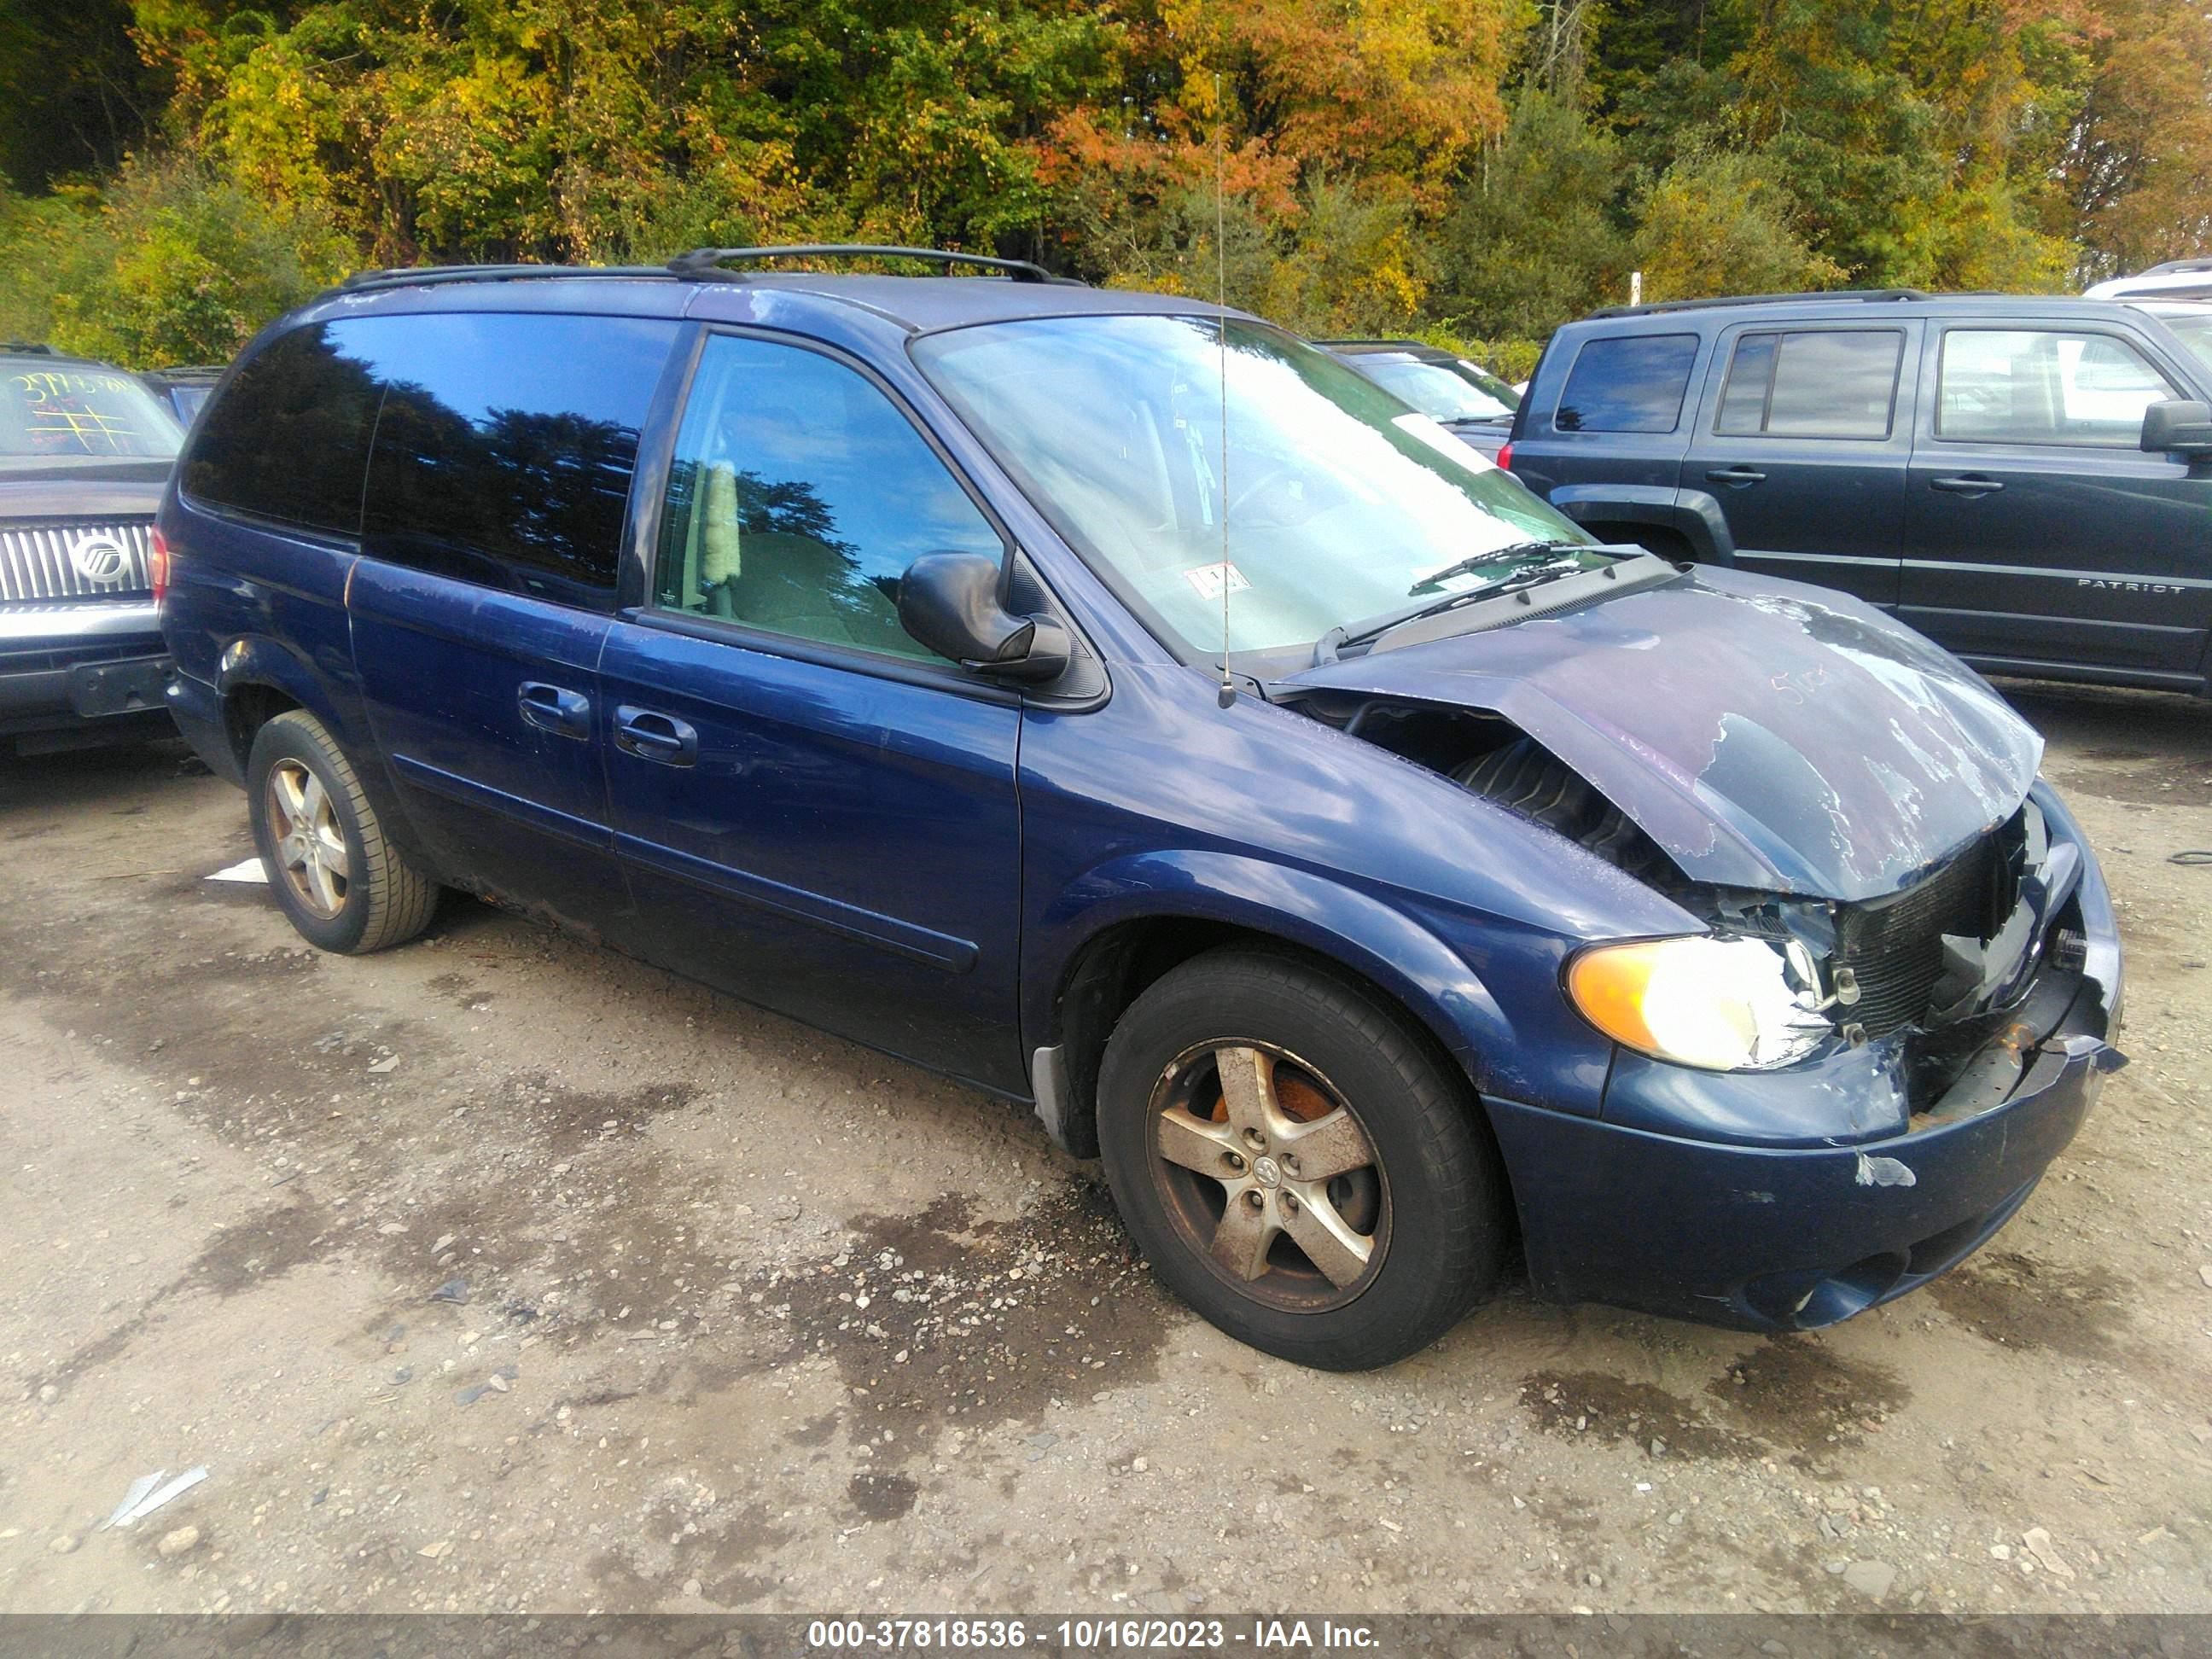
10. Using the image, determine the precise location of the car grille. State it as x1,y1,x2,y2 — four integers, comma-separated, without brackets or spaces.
0,520,155,602
1834,829,2011,1037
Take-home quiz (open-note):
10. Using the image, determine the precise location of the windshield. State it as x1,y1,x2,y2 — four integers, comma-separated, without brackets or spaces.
2,360,183,466
1356,355,1516,422
2142,306,2212,375
913,316,1592,661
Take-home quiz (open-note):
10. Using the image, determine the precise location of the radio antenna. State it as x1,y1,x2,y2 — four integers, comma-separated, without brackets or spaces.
1214,77,1236,711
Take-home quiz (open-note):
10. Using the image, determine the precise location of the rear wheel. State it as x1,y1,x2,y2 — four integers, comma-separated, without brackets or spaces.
247,709,438,953
1097,949,1508,1370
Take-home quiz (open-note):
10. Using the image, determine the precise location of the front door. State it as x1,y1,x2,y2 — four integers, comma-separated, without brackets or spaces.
1682,323,1918,608
1901,320,2212,684
599,330,1027,1091
341,310,681,928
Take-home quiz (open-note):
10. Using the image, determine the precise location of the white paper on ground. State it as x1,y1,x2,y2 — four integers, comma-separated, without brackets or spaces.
207,859,268,885
114,1466,207,1528
99,1471,166,1531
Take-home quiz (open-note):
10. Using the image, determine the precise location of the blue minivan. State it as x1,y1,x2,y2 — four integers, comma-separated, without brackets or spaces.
157,249,2123,1370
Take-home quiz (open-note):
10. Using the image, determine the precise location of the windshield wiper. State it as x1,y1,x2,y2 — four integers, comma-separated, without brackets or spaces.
1406,540,1580,596
1313,547,1592,667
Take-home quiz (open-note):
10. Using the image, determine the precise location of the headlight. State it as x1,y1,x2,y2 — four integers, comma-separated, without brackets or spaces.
1566,934,1833,1071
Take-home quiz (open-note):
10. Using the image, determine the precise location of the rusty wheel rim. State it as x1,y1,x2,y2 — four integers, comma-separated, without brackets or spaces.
1145,1040,1388,1313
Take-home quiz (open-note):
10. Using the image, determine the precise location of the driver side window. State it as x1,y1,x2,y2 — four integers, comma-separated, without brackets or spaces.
655,335,1004,661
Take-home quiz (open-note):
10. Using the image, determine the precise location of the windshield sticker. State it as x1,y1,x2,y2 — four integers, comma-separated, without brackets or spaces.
1390,411,1496,474
1182,562,1252,602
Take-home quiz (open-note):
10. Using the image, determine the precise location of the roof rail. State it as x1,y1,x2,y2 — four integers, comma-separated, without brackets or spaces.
1318,337,1430,349
1586,288,1930,319
339,263,672,293
2,341,55,354
2139,258,2212,277
668,244,1062,284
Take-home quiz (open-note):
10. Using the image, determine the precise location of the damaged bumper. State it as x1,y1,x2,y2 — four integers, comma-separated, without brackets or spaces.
1489,783,2124,1331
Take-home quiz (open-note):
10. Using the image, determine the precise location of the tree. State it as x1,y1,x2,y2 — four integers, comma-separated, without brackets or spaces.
1435,96,1630,341
1631,148,1842,300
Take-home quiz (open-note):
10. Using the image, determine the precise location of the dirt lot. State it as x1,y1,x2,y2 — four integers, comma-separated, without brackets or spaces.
1,680,2209,1619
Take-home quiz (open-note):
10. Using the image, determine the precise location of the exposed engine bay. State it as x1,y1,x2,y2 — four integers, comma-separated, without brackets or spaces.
1282,687,2093,1111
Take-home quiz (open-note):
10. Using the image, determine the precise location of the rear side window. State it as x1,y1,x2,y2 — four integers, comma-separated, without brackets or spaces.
1554,334,1698,433
351,312,679,609
1715,330,1904,439
1937,329,2182,447
181,325,381,533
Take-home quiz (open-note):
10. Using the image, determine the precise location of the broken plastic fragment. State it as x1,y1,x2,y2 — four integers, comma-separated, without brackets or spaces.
1853,1154,1917,1189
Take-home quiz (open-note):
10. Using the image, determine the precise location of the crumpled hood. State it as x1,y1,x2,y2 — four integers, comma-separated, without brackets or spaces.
1285,565,2040,902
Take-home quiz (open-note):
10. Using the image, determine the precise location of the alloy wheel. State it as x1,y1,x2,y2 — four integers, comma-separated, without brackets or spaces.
264,759,351,920
1146,1041,1388,1313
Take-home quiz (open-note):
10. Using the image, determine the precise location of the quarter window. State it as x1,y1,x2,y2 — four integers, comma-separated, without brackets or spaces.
654,335,1003,661
1936,329,2181,447
351,312,678,609
1554,335,1699,434
1715,330,1903,439
180,324,381,534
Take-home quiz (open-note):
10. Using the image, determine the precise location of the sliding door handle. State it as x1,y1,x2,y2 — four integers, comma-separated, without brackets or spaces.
614,706,699,766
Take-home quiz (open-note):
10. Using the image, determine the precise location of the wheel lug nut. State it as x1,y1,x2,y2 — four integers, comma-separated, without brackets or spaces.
1284,1194,1300,1214
1244,1190,1265,1209
1243,1128,1266,1150
1225,1152,1246,1171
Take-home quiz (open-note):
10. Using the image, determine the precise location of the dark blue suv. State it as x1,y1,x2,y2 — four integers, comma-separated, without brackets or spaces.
1504,291,2212,695
158,249,2124,1370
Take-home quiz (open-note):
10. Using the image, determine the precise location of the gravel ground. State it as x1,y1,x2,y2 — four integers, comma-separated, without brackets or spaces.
0,679,2208,1617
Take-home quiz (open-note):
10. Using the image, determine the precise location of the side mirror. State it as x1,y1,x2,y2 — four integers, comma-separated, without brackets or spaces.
2140,399,2212,457
898,552,1071,683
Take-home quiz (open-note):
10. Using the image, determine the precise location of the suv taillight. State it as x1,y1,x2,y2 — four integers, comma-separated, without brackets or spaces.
150,526,171,605
1495,441,1513,471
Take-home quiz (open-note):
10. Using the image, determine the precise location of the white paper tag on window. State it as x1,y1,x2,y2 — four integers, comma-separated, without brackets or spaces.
1183,562,1252,602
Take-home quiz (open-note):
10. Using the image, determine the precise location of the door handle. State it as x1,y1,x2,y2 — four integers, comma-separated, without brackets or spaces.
614,706,699,766
517,681,591,740
1929,474,2004,496
1704,466,1767,486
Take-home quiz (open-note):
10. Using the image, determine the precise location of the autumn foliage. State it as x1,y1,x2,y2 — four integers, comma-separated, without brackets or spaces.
0,0,2206,369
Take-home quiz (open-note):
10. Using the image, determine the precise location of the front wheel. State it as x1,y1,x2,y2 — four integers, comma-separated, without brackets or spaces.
1097,950,1508,1370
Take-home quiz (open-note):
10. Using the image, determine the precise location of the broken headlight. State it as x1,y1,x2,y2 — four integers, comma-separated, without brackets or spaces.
1566,934,1834,1071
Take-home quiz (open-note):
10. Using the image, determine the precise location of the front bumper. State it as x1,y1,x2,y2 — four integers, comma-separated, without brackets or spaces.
1492,789,2123,1331
0,602,173,744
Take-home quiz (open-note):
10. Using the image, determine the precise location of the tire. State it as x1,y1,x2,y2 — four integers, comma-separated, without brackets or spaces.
246,709,439,953
1097,949,1508,1371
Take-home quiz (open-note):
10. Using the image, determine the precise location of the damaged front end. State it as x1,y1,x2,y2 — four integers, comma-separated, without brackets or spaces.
1270,570,2125,1329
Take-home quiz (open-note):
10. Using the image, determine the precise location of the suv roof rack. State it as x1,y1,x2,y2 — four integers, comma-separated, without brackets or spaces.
2139,258,2212,277
336,245,1073,294
1586,288,1930,319
2,341,55,354
339,263,672,292
667,244,1064,283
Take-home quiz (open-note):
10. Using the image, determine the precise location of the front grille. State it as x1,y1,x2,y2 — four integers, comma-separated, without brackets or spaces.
1835,830,2011,1037
0,520,155,602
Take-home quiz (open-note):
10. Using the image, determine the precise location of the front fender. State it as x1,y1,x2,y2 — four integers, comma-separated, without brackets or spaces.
1548,482,1736,564
1026,848,1610,1117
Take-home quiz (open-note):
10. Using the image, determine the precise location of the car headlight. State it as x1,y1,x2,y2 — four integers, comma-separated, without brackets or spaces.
1566,934,1834,1071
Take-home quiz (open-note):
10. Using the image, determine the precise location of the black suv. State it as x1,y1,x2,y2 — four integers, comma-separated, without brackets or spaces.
2,346,184,753
1504,292,2212,695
